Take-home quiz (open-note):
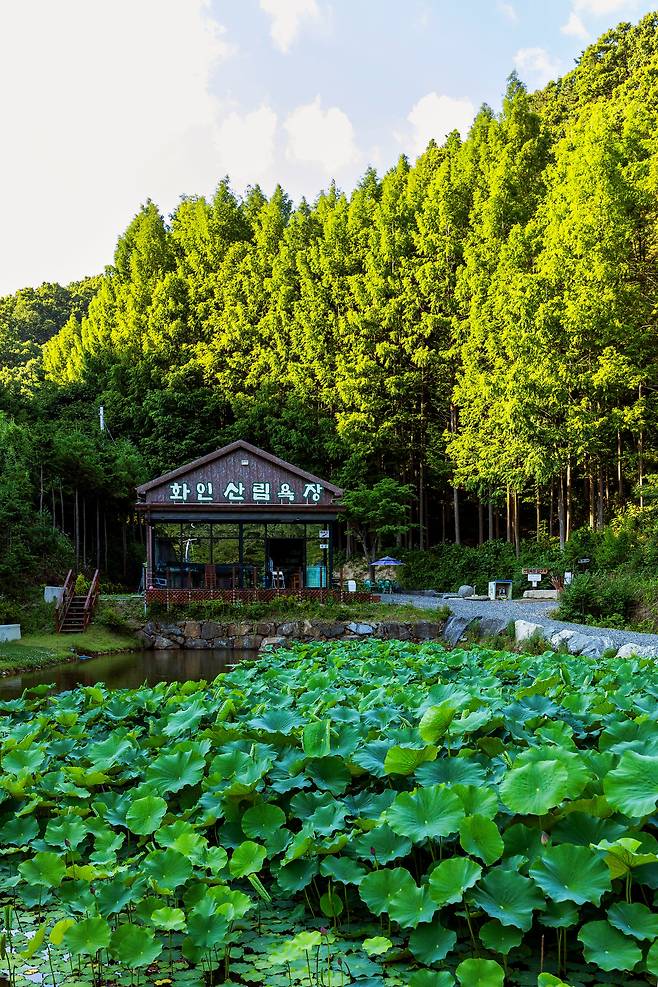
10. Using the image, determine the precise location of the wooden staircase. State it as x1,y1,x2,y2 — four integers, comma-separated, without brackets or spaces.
56,570,100,633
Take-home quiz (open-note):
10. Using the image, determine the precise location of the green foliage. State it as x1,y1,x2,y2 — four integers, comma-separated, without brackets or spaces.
2,638,658,984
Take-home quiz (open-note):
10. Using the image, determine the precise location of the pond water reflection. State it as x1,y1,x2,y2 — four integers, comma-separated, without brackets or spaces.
0,649,254,699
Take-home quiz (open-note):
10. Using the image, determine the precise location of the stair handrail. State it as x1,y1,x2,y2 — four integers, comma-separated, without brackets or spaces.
55,570,75,632
83,569,101,630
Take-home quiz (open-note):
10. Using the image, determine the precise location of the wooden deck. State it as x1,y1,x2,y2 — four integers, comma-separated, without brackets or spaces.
145,587,377,605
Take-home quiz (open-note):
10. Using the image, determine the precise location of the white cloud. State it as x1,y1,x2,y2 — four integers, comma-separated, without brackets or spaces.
259,0,323,53
513,47,562,87
498,2,519,23
561,11,589,37
0,0,233,295
284,97,360,173
215,107,278,186
402,92,476,157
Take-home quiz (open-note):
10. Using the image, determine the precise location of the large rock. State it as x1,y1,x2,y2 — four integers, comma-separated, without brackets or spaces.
311,621,345,639
443,614,473,647
184,637,210,649
579,636,616,659
227,622,252,638
182,620,201,639
158,623,184,640
616,642,658,659
256,622,275,637
153,635,177,649
346,622,374,635
235,635,263,650
477,615,510,638
135,629,155,649
260,636,287,650
523,589,559,600
412,621,441,640
375,622,412,640
210,638,232,649
279,621,301,637
515,620,547,644
458,584,475,598
566,632,594,655
550,629,574,649
202,621,229,639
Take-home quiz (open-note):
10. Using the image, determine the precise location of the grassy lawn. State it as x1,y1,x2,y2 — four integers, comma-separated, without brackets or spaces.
0,626,136,673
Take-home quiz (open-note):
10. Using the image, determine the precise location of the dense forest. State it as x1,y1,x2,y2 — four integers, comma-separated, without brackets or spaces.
3,13,658,595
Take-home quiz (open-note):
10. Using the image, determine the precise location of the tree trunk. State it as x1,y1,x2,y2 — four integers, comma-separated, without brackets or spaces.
418,461,425,551
39,465,44,514
96,499,101,570
566,463,572,541
83,497,87,567
597,468,605,530
60,482,65,537
506,487,512,543
488,501,493,541
74,487,80,566
535,487,541,541
441,501,446,544
549,482,554,539
51,487,56,530
104,511,108,571
478,500,484,546
588,463,595,529
513,492,520,558
453,486,461,545
557,474,566,551
617,431,623,501
122,518,128,577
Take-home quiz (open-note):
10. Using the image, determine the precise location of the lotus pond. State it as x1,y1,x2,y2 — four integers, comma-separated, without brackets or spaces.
2,640,658,987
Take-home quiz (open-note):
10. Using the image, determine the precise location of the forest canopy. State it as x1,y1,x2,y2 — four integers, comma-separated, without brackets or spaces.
2,13,658,593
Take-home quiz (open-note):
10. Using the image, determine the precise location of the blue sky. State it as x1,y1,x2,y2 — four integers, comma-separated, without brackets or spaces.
0,0,655,295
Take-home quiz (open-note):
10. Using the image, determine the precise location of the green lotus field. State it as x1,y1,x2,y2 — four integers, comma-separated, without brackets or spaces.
2,640,658,987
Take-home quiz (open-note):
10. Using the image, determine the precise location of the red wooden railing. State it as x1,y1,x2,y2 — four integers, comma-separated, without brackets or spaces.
83,570,100,630
55,569,75,632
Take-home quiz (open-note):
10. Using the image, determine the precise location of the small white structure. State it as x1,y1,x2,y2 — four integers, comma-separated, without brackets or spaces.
488,580,513,601
0,624,21,642
44,586,64,605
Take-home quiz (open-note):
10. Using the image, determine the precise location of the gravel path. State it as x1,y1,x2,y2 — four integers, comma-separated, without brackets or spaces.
381,593,658,649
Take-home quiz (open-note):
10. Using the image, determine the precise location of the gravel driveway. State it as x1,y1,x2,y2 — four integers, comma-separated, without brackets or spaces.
381,593,658,650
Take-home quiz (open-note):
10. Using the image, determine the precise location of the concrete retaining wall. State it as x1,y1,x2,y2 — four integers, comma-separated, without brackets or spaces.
136,618,445,651
0,624,21,642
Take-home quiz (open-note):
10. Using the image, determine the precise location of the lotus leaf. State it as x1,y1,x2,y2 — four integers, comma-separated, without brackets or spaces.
303,719,331,757
409,972,455,987
386,785,464,841
64,916,111,956
408,919,457,964
499,760,569,816
362,936,392,956
418,702,457,742
604,751,658,817
384,744,437,775
578,919,642,971
18,851,66,888
229,840,267,877
125,794,167,834
242,802,287,839
456,958,505,986
471,868,543,931
428,856,482,906
529,843,611,905
110,923,163,966
459,815,503,865
607,900,658,939
478,919,522,955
